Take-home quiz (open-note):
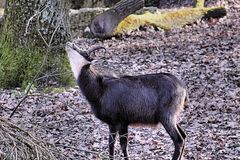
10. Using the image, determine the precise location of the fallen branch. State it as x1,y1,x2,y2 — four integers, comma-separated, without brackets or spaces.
0,117,65,160
90,0,226,38
9,55,48,118
114,6,226,35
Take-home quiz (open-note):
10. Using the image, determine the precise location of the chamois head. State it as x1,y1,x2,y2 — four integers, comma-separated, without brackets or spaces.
66,42,107,79
65,42,91,79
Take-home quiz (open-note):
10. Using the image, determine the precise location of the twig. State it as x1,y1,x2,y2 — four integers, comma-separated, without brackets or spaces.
26,94,69,108
0,117,62,160
9,95,29,118
34,72,71,82
25,11,40,35
9,0,70,118
25,1,48,35
48,23,60,47
55,144,100,155
9,55,48,118
9,90,93,143
37,29,49,47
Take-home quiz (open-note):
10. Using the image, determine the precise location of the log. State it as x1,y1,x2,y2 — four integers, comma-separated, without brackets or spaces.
89,0,226,38
203,7,226,19
90,0,144,38
114,6,226,35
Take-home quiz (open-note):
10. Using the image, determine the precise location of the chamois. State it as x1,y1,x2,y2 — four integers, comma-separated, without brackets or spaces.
65,42,187,160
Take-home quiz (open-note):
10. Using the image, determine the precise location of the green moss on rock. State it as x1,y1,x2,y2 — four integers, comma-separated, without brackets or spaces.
114,6,226,35
0,8,4,16
43,86,66,93
195,0,205,8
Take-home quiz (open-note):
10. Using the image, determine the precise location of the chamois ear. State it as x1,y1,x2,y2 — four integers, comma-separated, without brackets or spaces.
80,51,94,62
70,42,94,62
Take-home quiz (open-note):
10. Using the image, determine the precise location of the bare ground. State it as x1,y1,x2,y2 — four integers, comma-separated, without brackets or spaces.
0,0,239,159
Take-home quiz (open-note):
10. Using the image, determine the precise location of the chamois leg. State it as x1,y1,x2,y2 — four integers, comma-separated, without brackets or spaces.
118,124,129,160
177,124,186,159
162,120,185,160
109,125,117,160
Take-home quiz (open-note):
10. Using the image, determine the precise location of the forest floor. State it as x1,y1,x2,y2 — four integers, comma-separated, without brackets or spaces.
0,0,239,159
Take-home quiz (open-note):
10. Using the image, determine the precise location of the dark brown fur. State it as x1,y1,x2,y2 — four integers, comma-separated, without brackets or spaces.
66,43,187,160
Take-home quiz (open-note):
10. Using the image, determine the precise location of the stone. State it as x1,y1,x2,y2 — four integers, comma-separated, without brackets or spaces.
70,8,108,38
71,0,119,9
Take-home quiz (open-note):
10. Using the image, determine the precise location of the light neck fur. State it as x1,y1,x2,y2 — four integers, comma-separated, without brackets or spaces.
66,46,90,80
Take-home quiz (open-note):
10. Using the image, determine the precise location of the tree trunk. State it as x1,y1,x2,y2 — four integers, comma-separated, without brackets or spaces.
0,0,72,88
71,0,120,9
90,0,144,38
145,0,160,7
70,0,159,9
0,0,5,8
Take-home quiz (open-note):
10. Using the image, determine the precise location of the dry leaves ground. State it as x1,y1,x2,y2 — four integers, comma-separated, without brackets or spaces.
0,0,239,159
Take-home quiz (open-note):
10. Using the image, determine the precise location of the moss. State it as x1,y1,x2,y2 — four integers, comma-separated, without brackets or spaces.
195,0,205,8
44,50,75,87
113,14,145,34
43,86,66,93
0,45,74,89
0,41,43,88
150,8,206,29
0,16,73,89
0,8,4,16
114,7,223,35
0,34,74,89
0,0,72,89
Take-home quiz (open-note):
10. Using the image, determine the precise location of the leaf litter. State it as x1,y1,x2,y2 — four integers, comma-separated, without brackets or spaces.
0,0,239,159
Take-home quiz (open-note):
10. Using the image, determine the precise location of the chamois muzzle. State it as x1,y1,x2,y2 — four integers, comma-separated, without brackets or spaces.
66,42,107,62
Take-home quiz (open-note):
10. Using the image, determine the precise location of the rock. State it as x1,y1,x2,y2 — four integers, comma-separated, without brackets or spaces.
70,7,171,38
71,0,119,9
70,8,108,38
